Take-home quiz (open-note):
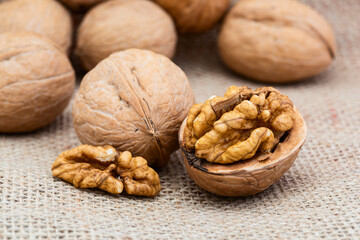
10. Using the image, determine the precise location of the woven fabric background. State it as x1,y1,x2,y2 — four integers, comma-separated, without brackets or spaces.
1,0,360,239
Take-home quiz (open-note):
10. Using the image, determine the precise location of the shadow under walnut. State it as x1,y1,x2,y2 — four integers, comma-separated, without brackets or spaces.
178,110,307,197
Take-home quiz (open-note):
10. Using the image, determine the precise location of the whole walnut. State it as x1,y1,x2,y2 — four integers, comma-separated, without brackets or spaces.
154,0,230,33
76,0,177,71
0,32,75,133
218,0,337,83
0,0,72,53
59,0,106,11
72,49,194,167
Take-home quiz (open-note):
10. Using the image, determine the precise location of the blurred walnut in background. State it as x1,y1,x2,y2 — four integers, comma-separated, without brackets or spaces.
0,32,75,133
218,0,336,83
59,0,106,11
76,0,177,71
154,0,230,33
0,0,72,53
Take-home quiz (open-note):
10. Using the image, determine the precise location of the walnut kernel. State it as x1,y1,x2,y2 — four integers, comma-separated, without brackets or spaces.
185,86,295,164
52,145,161,197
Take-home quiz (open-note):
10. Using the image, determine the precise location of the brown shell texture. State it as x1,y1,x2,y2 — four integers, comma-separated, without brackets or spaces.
218,0,336,83
76,0,177,71
0,0,72,53
154,0,230,33
59,0,107,11
0,32,75,133
72,49,194,167
179,109,307,197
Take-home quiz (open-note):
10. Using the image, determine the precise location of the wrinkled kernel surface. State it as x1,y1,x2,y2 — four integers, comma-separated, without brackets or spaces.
184,86,295,164
51,145,161,196
116,151,161,197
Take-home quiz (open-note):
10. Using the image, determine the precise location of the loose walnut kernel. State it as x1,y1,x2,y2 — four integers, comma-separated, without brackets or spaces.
184,86,295,164
116,151,161,197
51,145,161,197
51,145,123,194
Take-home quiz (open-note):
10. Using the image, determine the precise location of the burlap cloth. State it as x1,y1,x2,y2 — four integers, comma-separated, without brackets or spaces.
1,0,360,239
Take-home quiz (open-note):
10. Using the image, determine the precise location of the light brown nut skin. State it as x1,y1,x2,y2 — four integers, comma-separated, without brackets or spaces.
76,0,177,71
59,0,106,11
218,0,336,83
0,32,75,133
72,49,194,167
0,0,72,53
179,108,307,197
51,145,161,196
154,0,230,33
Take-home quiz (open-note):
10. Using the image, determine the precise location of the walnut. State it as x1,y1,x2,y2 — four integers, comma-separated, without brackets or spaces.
51,145,161,197
72,49,194,167
0,32,75,133
179,86,307,196
154,0,230,33
59,0,106,11
76,0,177,71
218,0,336,83
0,0,72,53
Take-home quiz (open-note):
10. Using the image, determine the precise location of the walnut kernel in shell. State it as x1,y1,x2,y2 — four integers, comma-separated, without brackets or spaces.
218,0,336,83
0,0,72,53
72,49,194,167
0,32,75,133
179,86,307,196
76,0,177,71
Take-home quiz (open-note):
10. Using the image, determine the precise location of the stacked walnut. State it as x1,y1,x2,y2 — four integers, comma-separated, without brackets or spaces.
1,0,336,197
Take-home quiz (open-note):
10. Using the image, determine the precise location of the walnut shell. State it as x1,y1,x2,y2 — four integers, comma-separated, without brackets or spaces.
76,0,177,71
72,49,194,167
0,32,75,133
218,0,336,83
179,109,307,197
154,0,230,33
0,0,72,53
59,0,106,11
